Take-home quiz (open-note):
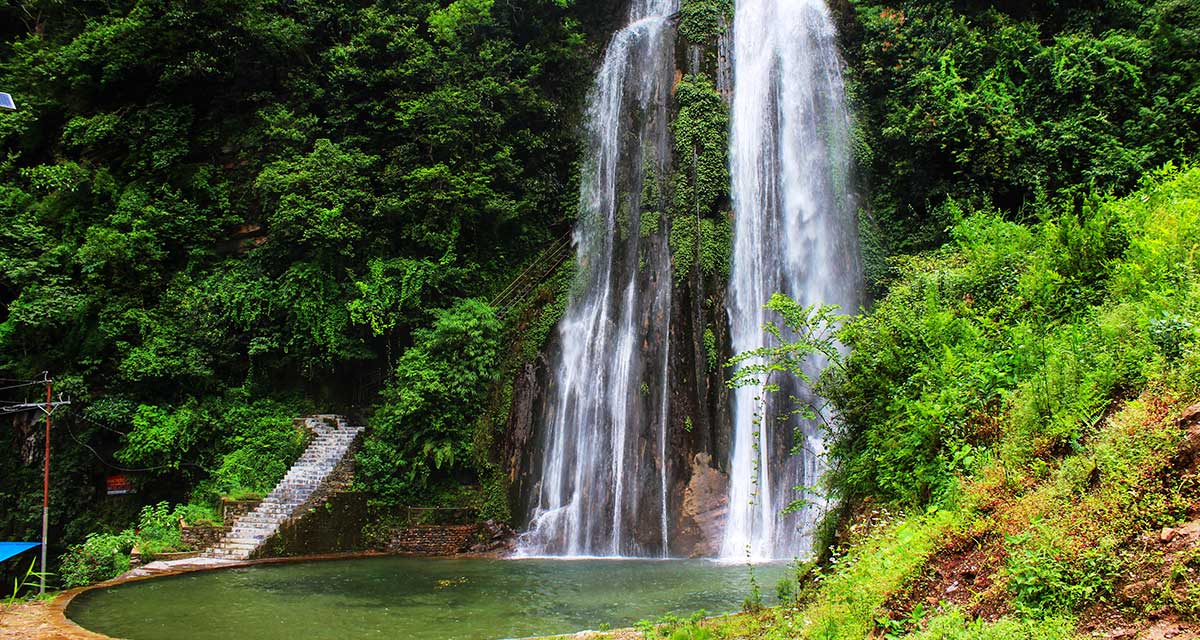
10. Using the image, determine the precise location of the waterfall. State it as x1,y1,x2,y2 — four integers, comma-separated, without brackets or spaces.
720,0,863,561
518,0,678,558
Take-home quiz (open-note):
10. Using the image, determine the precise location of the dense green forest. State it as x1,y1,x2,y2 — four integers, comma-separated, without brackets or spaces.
1,0,1198,608
843,0,1200,283
0,0,597,551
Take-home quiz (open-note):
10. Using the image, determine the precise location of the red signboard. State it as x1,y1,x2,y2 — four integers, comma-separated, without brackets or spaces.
106,475,134,495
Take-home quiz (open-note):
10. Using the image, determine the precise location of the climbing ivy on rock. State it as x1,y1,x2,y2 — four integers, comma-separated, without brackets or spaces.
670,74,731,282
678,0,733,44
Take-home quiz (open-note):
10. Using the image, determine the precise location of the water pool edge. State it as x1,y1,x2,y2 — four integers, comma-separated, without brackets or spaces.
52,552,408,640
53,553,682,640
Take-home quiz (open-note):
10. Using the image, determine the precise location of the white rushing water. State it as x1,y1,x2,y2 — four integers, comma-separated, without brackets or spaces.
720,0,863,561
518,0,678,558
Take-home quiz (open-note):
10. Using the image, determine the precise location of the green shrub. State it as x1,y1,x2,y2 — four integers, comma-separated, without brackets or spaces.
134,502,189,556
826,164,1200,507
1150,311,1196,360
635,610,712,640
207,398,307,499
907,607,1076,639
118,395,305,504
1005,528,1118,614
357,299,502,504
175,503,221,527
59,531,136,588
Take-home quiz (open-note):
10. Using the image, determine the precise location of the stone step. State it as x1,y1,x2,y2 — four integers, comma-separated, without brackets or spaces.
219,542,258,550
203,418,364,561
234,516,287,524
226,537,270,545
229,524,277,533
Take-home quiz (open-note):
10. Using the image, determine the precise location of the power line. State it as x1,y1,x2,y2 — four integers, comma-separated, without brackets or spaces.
0,399,70,414
0,376,46,384
0,380,43,392
60,415,198,473
74,412,129,437
0,372,50,384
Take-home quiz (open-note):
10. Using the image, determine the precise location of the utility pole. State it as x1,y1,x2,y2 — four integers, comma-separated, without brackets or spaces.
2,373,70,594
1,94,52,592
41,375,50,595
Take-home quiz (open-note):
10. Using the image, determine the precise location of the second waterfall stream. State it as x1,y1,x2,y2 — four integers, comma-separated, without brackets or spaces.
721,0,863,561
519,0,862,560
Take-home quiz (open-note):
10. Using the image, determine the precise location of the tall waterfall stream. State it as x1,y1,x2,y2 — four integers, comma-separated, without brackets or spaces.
721,0,863,561
521,0,862,560
518,0,679,557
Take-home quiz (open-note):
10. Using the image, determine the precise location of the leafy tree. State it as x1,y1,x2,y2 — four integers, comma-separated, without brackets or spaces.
843,0,1200,276
356,299,502,504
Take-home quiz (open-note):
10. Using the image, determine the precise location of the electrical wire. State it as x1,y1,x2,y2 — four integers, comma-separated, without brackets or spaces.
0,373,48,384
57,410,209,474
0,380,42,392
75,412,129,437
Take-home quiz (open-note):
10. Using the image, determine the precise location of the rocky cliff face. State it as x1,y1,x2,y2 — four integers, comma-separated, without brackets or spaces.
661,8,738,557
503,4,740,557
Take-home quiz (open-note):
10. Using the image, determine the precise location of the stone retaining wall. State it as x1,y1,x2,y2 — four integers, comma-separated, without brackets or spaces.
264,492,373,558
389,525,479,555
129,550,201,569
221,499,263,527
181,524,229,550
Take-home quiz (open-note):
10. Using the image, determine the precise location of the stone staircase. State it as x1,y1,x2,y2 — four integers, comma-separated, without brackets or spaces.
203,415,364,561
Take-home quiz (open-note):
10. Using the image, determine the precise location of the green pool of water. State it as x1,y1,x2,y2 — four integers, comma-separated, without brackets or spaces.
68,556,786,640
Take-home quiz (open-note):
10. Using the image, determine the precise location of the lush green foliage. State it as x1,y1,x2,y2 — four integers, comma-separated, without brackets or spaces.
3,0,1199,609
113,394,307,501
1005,526,1117,614
0,0,593,549
845,0,1200,267
1,557,46,605
58,500,228,586
905,609,1075,640
130,501,187,556
678,0,733,44
824,164,1200,506
356,299,502,503
59,530,136,588
613,511,955,640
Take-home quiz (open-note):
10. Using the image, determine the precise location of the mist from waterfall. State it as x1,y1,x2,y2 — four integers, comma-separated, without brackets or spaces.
720,0,863,561
517,0,678,558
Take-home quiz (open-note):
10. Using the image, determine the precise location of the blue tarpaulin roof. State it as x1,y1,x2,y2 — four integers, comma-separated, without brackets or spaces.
0,542,39,563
